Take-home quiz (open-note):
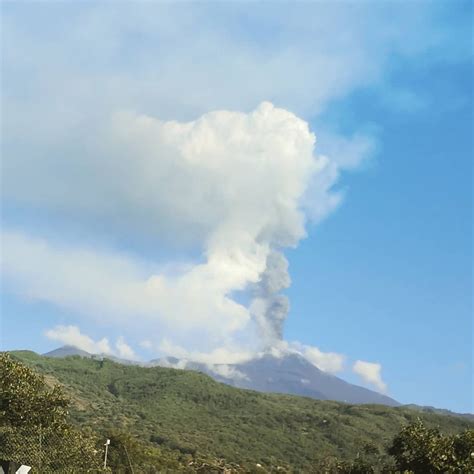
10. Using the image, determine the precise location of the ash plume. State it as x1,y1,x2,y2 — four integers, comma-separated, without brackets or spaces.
250,251,291,348
2,102,364,361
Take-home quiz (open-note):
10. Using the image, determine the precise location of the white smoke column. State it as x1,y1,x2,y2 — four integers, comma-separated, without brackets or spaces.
2,102,355,357
103,101,324,346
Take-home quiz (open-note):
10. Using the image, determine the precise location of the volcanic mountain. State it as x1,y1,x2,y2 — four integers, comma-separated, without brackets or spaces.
45,345,399,406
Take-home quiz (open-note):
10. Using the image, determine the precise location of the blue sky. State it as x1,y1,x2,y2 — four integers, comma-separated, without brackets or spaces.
1,1,472,412
286,56,473,411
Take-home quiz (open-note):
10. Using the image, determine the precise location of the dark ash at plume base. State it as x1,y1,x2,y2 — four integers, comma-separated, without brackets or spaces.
251,251,291,348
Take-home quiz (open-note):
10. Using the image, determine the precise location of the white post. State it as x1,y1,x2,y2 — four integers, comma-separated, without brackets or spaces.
104,439,111,469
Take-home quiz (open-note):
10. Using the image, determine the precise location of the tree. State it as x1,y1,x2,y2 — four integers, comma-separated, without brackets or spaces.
319,420,474,473
0,352,69,429
0,352,102,472
388,419,474,473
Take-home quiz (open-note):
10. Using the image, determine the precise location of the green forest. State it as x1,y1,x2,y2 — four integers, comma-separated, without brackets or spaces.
1,351,473,473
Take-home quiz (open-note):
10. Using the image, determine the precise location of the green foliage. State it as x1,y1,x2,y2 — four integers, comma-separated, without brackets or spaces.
102,429,192,472
7,351,474,472
0,352,102,472
324,420,474,473
388,418,474,473
0,352,69,428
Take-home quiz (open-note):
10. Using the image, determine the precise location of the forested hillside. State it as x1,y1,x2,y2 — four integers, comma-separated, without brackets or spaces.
6,351,473,472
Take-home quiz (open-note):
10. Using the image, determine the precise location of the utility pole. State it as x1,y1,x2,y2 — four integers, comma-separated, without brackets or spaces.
104,439,111,469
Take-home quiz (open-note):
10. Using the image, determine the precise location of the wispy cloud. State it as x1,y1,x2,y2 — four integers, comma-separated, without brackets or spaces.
2,2,456,129
353,360,387,393
294,343,345,374
158,339,254,366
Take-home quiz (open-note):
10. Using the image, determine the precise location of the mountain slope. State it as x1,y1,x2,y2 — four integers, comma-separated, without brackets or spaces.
152,352,399,406
43,345,139,366
10,350,473,471
45,345,397,405
235,354,398,405
43,345,93,358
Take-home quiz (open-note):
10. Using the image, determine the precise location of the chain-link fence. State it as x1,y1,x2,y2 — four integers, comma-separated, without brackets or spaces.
0,426,265,473
0,425,106,473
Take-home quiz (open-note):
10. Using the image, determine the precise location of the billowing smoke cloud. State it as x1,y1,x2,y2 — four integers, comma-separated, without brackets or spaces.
2,102,367,360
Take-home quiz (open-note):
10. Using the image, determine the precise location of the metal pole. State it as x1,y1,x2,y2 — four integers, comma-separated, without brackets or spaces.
104,439,110,469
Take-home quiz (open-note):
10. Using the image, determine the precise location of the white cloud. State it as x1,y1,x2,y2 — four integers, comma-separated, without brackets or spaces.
4,102,322,245
157,338,344,377
1,229,250,337
45,325,138,361
353,360,387,393
2,2,451,141
45,326,113,355
45,325,112,355
155,357,189,370
158,338,254,366
314,131,376,171
2,3,451,236
115,336,138,360
2,103,349,353
298,345,345,374
206,364,249,381
273,341,345,374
